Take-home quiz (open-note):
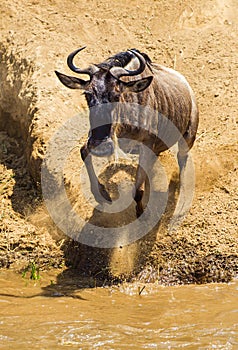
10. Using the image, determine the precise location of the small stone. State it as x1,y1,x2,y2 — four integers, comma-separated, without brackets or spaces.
224,80,230,87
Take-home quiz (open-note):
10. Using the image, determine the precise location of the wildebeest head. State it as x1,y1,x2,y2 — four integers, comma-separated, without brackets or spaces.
55,47,153,157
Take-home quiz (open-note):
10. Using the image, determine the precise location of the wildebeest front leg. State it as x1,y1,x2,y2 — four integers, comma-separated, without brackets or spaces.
80,144,112,204
134,165,146,217
134,147,156,218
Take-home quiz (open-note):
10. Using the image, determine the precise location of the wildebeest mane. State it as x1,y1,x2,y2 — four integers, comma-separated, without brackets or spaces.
96,49,152,70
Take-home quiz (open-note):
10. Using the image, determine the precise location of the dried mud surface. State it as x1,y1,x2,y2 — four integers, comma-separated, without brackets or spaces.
0,0,237,284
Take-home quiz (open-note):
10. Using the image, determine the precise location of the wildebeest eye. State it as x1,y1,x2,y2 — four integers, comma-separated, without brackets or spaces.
84,91,94,104
108,91,120,102
84,91,92,98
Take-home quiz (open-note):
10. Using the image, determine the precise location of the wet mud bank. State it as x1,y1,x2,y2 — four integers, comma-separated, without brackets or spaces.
0,41,64,270
0,43,36,144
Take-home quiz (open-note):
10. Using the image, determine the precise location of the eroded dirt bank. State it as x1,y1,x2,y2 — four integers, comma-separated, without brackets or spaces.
0,0,237,284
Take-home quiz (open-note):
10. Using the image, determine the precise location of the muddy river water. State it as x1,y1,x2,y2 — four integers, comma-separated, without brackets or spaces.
0,270,237,349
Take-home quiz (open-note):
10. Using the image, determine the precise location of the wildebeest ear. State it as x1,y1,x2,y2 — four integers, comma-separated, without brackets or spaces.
55,71,89,89
123,76,153,93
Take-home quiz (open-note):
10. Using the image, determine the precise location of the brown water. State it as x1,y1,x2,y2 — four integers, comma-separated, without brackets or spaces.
0,270,237,350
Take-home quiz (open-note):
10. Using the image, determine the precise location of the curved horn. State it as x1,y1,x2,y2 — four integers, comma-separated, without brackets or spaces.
110,49,146,80
67,46,93,81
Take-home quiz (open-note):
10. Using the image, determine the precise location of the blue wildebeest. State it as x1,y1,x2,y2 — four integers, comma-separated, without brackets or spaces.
55,47,199,217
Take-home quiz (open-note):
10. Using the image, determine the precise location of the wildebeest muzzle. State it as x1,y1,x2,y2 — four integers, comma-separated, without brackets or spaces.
88,105,114,157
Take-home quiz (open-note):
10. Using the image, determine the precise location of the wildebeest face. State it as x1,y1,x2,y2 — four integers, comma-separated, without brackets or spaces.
82,71,118,157
55,47,153,157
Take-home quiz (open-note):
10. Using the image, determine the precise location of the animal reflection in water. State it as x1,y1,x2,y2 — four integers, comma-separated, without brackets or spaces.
55,47,198,219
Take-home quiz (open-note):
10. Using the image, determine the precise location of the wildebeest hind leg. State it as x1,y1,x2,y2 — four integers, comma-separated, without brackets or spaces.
170,128,196,229
177,104,198,173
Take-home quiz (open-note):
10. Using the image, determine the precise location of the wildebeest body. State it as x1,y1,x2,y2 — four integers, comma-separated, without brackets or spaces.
114,63,195,152
55,47,199,216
